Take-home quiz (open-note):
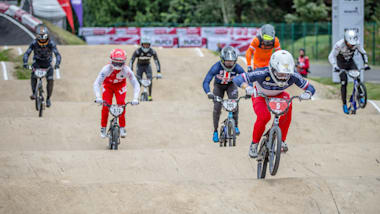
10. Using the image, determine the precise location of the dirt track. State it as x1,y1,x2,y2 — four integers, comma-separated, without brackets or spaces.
0,45,380,214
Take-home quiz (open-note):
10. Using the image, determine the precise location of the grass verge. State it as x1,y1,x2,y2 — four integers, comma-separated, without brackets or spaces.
42,19,86,45
0,49,30,79
310,76,380,100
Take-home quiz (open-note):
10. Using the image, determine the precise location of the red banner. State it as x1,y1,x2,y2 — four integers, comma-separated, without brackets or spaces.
57,0,75,33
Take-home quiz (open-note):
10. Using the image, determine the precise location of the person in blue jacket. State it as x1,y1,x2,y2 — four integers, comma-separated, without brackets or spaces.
233,50,315,158
203,46,245,143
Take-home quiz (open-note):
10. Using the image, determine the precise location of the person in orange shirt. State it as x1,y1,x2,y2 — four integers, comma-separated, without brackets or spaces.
245,24,281,72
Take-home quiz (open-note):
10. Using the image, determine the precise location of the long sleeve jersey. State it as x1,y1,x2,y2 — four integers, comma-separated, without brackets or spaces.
328,39,368,68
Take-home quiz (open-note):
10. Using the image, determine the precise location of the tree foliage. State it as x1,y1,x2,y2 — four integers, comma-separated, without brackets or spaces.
82,0,379,26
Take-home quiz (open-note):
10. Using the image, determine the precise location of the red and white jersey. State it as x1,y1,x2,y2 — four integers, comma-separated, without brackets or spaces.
93,64,140,100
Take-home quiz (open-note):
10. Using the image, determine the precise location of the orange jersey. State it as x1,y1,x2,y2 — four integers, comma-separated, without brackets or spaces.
245,36,281,69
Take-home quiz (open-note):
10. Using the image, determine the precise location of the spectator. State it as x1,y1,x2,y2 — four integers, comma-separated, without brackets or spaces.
296,48,310,78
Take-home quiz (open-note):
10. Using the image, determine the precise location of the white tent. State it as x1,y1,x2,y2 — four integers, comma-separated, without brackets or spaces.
21,0,66,29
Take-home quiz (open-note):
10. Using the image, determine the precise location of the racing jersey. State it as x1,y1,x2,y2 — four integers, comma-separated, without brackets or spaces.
245,36,281,68
203,61,245,94
23,40,61,67
129,47,160,71
233,67,315,97
328,39,368,68
93,64,140,100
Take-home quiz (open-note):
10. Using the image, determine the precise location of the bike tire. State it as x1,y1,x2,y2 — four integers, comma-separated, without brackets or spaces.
38,91,43,117
227,119,236,147
358,82,367,109
112,126,119,150
141,92,148,102
269,126,282,176
257,138,268,179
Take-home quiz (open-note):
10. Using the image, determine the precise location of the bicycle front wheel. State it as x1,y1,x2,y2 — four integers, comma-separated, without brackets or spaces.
358,82,367,109
38,91,43,117
112,126,120,150
268,126,282,176
257,138,268,179
227,119,236,147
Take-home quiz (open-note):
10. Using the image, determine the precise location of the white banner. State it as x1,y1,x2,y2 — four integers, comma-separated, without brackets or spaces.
178,35,205,47
332,0,364,82
150,35,178,48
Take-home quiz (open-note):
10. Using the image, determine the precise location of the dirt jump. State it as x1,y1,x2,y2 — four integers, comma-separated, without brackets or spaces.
0,45,379,214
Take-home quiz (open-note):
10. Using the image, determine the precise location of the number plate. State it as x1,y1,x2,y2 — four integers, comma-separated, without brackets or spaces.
34,69,47,78
110,105,124,117
268,98,288,114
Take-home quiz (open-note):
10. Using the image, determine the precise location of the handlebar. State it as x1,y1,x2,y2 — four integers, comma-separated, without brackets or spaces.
94,100,132,107
258,93,301,116
213,94,251,103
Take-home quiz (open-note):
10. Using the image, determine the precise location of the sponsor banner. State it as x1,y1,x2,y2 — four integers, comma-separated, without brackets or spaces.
115,27,140,36
176,27,201,36
0,2,10,13
79,27,115,36
178,35,206,47
332,0,364,82
230,27,259,38
151,35,178,47
57,0,75,33
71,0,83,27
109,35,140,45
84,35,111,45
201,27,230,38
141,27,177,37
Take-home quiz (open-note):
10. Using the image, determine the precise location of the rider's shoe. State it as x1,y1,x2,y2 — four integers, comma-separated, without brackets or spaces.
46,99,51,108
213,131,219,143
249,142,258,158
30,94,36,100
120,127,126,138
148,96,153,101
343,104,349,114
235,127,240,135
281,141,288,153
100,127,107,138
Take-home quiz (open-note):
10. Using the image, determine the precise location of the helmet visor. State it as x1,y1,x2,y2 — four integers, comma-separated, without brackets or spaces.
142,43,150,48
224,60,235,69
112,61,125,68
273,70,290,81
262,34,274,46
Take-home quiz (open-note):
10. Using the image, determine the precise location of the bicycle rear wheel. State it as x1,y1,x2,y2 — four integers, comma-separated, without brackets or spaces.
357,83,367,109
268,126,282,176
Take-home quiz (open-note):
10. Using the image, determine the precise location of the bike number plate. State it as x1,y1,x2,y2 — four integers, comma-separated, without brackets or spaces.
110,105,124,117
35,69,47,78
268,98,288,114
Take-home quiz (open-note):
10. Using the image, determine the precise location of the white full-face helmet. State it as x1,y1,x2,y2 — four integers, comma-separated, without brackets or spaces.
268,50,295,87
344,29,359,49
140,37,151,53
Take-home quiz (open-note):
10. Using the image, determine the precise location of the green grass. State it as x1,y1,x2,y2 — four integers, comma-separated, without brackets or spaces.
283,35,330,61
0,49,31,79
42,19,86,45
310,76,380,100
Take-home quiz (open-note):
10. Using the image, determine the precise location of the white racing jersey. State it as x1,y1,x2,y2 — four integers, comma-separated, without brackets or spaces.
328,39,368,68
93,64,140,100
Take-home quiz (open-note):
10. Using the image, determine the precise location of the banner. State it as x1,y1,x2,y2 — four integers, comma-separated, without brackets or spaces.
332,0,364,82
178,36,205,47
57,0,75,33
141,27,177,37
70,0,83,27
151,35,178,47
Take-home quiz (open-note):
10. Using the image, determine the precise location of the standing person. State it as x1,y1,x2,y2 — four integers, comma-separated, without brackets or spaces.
296,48,310,78
233,50,315,158
23,25,61,107
94,49,140,138
129,37,162,101
328,30,370,114
203,46,245,143
245,24,281,72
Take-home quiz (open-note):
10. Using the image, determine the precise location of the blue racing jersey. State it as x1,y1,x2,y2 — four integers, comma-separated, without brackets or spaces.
202,62,245,94
233,67,315,97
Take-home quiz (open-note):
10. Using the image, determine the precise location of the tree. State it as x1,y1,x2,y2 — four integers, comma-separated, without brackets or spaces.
285,0,329,23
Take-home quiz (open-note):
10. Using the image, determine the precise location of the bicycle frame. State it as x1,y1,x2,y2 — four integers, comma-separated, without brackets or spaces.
341,68,366,114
